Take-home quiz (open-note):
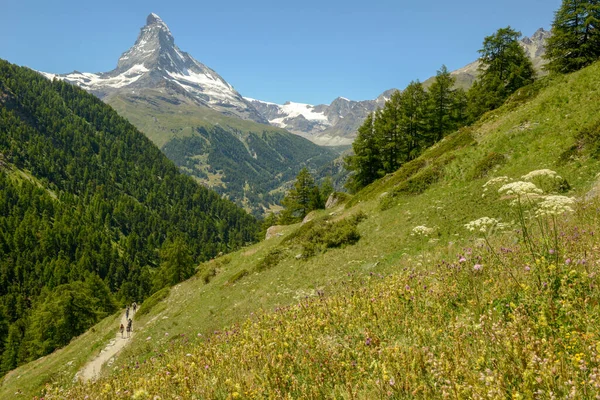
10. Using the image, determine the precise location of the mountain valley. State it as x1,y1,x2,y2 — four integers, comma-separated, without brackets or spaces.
3,1,600,397
40,14,339,214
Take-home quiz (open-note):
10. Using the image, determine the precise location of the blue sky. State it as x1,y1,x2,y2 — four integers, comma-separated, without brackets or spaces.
2,0,560,105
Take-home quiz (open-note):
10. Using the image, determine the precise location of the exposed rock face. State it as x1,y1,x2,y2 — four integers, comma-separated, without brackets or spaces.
325,193,340,209
302,211,318,224
39,13,267,123
265,225,284,240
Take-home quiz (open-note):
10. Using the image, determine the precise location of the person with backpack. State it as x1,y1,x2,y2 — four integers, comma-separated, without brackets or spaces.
132,302,137,314
119,323,124,339
127,318,133,338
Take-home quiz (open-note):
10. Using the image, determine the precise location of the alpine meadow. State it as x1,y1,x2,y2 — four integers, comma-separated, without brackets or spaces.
3,0,600,399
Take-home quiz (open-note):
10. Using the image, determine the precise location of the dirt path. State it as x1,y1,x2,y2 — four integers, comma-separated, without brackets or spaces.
77,310,135,382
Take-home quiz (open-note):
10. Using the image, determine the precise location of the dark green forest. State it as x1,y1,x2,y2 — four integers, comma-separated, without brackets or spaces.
161,125,337,215
0,59,259,373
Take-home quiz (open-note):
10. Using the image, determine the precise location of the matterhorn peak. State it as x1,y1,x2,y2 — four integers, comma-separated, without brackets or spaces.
39,13,268,124
146,13,165,26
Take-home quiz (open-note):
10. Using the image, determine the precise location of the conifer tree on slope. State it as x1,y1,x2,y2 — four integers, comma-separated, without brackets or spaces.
377,91,404,173
467,26,534,121
344,113,384,193
428,65,456,142
398,81,429,160
281,168,320,221
544,0,600,74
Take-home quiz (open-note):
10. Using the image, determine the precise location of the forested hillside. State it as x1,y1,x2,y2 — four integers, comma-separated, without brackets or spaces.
0,59,258,374
106,90,338,215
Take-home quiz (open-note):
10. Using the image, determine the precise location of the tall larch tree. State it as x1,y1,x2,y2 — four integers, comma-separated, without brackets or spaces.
399,81,429,160
544,0,600,73
467,26,535,121
345,113,384,192
281,168,320,221
377,91,404,173
428,65,456,142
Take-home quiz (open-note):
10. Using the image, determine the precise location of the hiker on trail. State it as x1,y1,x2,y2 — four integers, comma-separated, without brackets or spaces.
126,319,132,338
126,306,130,320
132,302,137,313
119,323,124,338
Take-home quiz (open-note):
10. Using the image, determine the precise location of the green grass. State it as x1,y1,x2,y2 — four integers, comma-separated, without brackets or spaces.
11,62,600,399
0,312,122,399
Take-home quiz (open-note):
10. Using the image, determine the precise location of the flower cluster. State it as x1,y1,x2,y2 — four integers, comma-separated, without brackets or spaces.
482,176,510,191
521,169,562,182
482,176,511,197
465,217,499,233
498,181,543,197
535,195,575,217
411,225,435,236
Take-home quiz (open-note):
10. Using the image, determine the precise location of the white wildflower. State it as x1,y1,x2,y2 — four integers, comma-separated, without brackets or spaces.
498,181,543,196
483,176,511,192
412,225,435,236
521,169,562,181
535,195,575,217
465,217,499,233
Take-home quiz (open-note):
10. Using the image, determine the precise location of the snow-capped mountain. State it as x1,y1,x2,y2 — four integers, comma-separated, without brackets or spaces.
245,94,391,146
40,13,267,123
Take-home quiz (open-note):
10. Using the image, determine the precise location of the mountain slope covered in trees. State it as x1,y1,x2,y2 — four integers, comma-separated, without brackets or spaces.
35,55,600,398
0,59,258,374
105,90,339,215
41,14,339,215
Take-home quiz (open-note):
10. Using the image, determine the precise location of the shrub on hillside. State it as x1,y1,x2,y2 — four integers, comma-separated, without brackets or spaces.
297,212,367,258
469,152,506,179
380,165,444,210
576,119,600,156
136,287,170,318
255,249,286,272
227,269,249,285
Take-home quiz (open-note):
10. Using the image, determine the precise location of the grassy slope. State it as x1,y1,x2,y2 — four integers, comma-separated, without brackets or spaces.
8,63,600,398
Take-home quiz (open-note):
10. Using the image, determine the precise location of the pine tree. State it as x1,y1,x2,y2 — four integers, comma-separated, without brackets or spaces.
320,177,334,202
399,81,429,160
428,65,456,142
468,26,535,121
153,236,195,289
545,0,600,73
344,113,384,192
478,26,535,93
281,168,320,221
377,91,404,173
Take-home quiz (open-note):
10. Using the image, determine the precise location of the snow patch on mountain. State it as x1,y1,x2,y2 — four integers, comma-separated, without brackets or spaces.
269,102,330,126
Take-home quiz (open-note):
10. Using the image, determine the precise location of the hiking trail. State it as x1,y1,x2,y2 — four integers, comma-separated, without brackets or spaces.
77,310,135,382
